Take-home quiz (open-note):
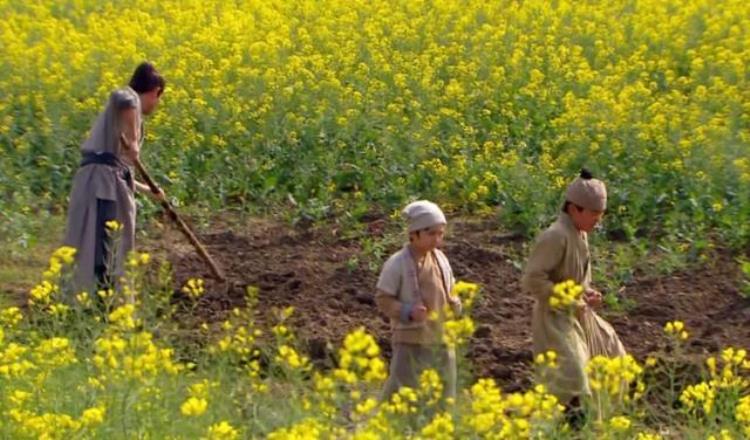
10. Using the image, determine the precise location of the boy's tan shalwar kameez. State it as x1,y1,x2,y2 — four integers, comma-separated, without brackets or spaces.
522,212,625,403
376,245,461,401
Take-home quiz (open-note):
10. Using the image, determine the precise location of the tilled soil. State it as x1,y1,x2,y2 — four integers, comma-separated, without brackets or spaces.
158,216,750,391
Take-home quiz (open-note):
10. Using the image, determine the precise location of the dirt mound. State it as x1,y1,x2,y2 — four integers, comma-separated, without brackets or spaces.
159,217,750,390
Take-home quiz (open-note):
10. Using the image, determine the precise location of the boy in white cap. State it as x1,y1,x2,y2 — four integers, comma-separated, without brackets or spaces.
522,169,625,425
375,200,462,402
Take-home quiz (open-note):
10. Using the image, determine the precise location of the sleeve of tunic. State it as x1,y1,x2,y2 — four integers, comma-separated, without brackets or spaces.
111,89,140,158
111,89,138,110
522,228,566,301
375,254,404,320
441,255,462,315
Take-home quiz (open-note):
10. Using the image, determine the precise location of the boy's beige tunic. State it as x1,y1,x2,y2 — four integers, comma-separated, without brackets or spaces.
375,246,461,400
64,87,143,291
522,213,625,402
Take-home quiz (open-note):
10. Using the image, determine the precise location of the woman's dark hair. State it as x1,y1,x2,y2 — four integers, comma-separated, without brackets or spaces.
579,168,594,179
129,62,165,96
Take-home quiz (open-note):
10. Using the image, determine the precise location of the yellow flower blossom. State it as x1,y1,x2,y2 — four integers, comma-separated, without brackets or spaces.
108,304,138,330
127,252,152,269
276,344,311,372
609,415,632,431
0,307,23,327
80,406,106,427
535,350,558,369
180,396,208,417
634,433,663,440
334,327,386,384
736,395,750,437
182,278,205,299
105,220,122,232
549,280,584,311
443,315,475,348
206,421,240,440
664,320,689,341
451,281,480,308
420,412,454,439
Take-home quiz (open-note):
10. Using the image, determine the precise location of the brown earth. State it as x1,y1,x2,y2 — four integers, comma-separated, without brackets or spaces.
154,216,750,391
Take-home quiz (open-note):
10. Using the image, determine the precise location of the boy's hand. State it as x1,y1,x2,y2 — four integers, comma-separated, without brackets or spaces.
410,304,428,322
584,289,603,307
576,302,588,320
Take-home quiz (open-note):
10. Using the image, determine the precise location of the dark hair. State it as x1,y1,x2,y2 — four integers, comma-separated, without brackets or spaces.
129,62,165,96
408,226,438,241
409,228,425,240
580,168,594,179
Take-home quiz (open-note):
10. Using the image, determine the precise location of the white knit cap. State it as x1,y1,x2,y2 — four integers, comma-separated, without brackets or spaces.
402,200,447,232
